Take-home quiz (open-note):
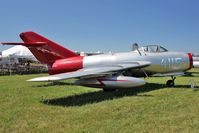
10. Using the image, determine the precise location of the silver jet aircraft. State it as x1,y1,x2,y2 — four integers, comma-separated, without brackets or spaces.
2,32,193,91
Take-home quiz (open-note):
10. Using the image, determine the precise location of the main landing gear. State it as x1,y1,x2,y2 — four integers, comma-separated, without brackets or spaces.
166,76,176,87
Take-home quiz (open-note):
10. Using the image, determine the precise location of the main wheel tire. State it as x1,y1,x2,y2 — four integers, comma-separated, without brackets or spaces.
166,80,175,87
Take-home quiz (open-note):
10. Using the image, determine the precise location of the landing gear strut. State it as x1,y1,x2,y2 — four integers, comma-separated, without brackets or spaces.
166,76,176,87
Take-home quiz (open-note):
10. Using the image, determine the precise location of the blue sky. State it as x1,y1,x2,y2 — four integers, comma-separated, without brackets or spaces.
0,0,199,53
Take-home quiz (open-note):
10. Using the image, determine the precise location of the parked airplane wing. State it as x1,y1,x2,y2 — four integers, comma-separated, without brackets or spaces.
27,61,151,82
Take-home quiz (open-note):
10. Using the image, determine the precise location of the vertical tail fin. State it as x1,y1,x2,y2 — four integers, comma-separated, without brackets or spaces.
2,31,79,66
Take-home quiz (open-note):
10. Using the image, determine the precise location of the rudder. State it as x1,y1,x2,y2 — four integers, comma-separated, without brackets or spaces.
3,31,79,66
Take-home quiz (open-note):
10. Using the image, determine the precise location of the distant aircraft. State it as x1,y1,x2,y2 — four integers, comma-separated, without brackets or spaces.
193,57,199,68
2,32,193,91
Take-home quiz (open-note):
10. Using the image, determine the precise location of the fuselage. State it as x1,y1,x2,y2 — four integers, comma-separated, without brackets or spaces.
49,50,192,77
3,31,193,89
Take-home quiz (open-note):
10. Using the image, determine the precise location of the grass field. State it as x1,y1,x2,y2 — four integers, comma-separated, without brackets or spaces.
0,69,199,133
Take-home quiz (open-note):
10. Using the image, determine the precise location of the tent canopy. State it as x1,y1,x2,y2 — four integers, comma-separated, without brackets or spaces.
2,45,35,58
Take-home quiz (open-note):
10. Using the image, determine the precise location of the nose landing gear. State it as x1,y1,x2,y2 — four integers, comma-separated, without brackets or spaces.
166,76,176,87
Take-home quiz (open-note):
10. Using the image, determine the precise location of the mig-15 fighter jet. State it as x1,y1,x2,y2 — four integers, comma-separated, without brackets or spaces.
2,32,193,91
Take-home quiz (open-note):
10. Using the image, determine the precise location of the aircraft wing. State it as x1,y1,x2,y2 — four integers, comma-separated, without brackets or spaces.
27,61,150,82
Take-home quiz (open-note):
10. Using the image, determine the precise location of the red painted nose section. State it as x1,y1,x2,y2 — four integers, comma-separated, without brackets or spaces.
187,53,193,69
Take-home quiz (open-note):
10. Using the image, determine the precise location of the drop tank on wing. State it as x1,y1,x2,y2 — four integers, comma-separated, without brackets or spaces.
72,75,146,89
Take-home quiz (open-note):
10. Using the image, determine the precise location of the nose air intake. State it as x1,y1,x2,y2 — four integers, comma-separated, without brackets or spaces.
187,53,193,69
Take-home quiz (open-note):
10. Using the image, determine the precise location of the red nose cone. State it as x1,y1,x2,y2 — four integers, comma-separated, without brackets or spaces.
187,53,193,69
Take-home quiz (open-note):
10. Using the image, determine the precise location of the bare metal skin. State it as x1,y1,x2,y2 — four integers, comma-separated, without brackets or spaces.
77,46,192,89
2,32,192,90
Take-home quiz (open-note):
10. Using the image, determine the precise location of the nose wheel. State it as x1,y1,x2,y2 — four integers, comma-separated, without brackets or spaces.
166,76,176,87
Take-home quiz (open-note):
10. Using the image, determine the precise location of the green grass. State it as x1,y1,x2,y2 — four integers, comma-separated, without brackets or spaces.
0,69,199,133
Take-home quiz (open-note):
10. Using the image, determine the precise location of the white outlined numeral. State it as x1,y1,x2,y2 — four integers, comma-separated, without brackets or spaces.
161,58,183,69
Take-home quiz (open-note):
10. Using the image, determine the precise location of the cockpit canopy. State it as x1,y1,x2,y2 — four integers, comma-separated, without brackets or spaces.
138,45,168,53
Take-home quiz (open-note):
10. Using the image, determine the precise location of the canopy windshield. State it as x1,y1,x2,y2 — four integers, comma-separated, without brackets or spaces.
138,45,168,53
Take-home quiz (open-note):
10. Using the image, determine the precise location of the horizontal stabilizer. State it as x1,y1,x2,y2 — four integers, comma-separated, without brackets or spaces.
1,42,47,47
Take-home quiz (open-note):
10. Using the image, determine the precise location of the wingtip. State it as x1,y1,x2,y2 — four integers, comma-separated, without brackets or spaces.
26,76,61,82
26,77,47,82
26,79,39,82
